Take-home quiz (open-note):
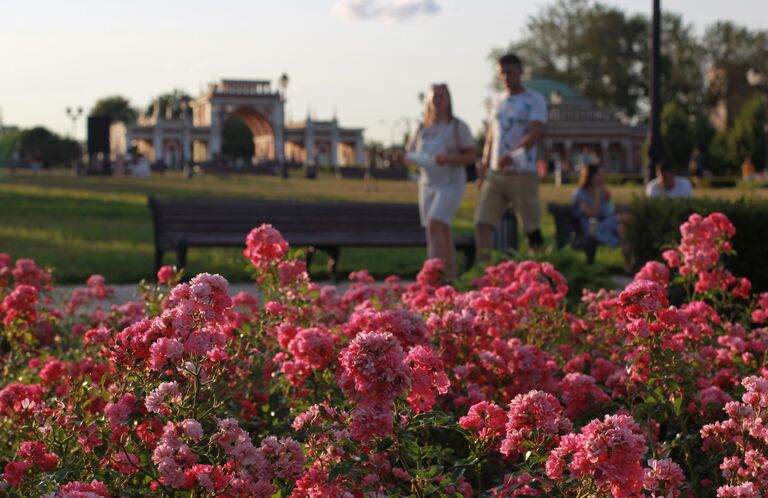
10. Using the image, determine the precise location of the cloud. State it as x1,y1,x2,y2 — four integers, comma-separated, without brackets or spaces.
333,0,441,23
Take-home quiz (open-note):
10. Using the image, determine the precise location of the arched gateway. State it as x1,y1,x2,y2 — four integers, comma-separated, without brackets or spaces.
110,79,365,167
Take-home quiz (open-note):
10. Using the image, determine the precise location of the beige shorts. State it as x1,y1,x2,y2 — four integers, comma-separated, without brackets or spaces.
474,170,541,232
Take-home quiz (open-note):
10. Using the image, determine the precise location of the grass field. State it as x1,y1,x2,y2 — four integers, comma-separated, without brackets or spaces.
1,169,765,284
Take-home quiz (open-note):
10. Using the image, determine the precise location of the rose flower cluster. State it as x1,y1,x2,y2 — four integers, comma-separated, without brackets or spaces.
0,213,766,497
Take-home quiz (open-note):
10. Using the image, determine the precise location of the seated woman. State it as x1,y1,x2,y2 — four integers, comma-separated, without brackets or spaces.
571,164,620,248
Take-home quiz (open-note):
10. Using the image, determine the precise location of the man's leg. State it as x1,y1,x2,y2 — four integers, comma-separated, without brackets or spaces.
474,171,507,263
475,223,495,263
515,172,544,252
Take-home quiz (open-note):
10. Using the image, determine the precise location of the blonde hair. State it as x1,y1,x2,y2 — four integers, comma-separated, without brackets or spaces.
423,83,453,127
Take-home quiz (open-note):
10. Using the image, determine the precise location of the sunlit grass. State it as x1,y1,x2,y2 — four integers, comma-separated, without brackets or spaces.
1,168,764,283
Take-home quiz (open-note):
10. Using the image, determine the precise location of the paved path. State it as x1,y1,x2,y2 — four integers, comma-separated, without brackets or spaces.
55,281,353,304
57,275,631,304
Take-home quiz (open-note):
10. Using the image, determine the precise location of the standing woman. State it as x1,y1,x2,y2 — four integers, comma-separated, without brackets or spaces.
406,84,476,279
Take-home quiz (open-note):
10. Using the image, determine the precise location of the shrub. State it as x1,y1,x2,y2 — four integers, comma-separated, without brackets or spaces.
627,197,768,291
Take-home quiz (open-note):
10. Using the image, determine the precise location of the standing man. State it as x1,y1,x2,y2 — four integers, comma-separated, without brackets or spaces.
475,53,547,261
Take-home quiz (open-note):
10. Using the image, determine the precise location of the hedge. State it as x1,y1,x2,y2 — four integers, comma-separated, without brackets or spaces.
627,197,768,291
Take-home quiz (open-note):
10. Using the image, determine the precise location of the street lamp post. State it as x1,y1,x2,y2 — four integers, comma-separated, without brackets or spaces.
65,106,83,138
646,0,663,184
65,106,84,173
278,73,289,101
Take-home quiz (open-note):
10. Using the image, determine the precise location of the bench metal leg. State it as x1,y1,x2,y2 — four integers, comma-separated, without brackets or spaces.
305,247,315,271
461,245,476,270
155,247,164,273
324,246,340,283
584,236,598,265
176,241,189,270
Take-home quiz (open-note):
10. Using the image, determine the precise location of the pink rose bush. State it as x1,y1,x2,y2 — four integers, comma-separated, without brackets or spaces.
0,212,766,496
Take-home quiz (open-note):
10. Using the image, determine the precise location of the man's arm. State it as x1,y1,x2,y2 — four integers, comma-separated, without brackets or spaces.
477,125,494,183
512,121,543,151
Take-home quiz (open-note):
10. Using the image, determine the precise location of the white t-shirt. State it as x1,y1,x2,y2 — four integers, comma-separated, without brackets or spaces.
645,176,693,199
488,89,547,173
407,118,474,185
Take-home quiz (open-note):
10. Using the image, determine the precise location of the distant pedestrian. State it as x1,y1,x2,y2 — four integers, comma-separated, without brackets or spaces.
742,157,756,181
406,83,476,279
474,53,547,261
646,160,692,199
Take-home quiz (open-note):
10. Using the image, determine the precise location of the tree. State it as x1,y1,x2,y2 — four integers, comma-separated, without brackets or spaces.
147,89,192,120
494,1,704,119
89,96,137,123
657,13,706,112
18,127,79,165
703,21,768,73
0,130,21,164
661,101,693,170
221,117,254,160
728,95,767,170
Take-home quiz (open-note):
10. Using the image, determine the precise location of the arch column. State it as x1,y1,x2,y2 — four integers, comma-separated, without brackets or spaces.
181,126,191,162
272,102,285,161
152,128,163,164
355,135,365,166
330,128,339,166
208,108,222,160
304,127,315,166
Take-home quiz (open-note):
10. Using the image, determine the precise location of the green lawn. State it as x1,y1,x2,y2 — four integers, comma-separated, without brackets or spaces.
1,169,764,284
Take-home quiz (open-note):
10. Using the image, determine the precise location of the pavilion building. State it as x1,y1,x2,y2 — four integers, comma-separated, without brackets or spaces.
525,78,647,173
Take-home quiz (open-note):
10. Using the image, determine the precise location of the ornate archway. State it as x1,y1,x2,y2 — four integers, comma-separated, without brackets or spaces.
190,80,285,162
224,106,275,161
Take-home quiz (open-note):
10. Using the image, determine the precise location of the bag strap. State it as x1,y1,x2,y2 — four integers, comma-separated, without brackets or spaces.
452,119,462,154
408,122,424,152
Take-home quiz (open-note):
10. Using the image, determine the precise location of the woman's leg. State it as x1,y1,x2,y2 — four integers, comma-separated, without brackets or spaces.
420,183,435,258
428,218,456,279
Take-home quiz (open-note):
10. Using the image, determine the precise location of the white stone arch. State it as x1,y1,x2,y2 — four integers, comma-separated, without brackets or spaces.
193,80,285,161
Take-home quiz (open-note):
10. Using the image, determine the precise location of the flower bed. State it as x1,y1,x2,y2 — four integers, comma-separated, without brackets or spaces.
0,213,767,497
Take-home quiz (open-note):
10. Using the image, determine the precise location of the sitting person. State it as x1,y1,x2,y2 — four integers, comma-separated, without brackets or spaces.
571,164,620,248
646,160,692,199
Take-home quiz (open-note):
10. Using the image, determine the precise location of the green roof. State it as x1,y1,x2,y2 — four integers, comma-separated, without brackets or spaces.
524,77,586,102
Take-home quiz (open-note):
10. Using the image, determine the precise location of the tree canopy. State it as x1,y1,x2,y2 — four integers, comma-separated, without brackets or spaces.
89,96,138,124
147,89,193,120
495,0,765,120
17,127,79,165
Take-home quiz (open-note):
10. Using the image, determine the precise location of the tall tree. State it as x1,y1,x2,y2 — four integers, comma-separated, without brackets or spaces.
147,89,192,120
18,127,79,165
495,1,703,119
657,13,706,112
660,101,694,169
728,95,767,170
89,96,137,123
703,21,768,72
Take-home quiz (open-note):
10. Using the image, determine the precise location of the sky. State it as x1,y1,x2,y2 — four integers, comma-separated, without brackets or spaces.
1,0,766,144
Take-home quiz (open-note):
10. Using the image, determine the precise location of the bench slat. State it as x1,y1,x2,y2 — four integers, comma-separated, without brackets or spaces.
148,196,476,277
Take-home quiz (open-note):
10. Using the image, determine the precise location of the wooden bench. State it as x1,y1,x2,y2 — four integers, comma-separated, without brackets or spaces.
148,196,476,280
